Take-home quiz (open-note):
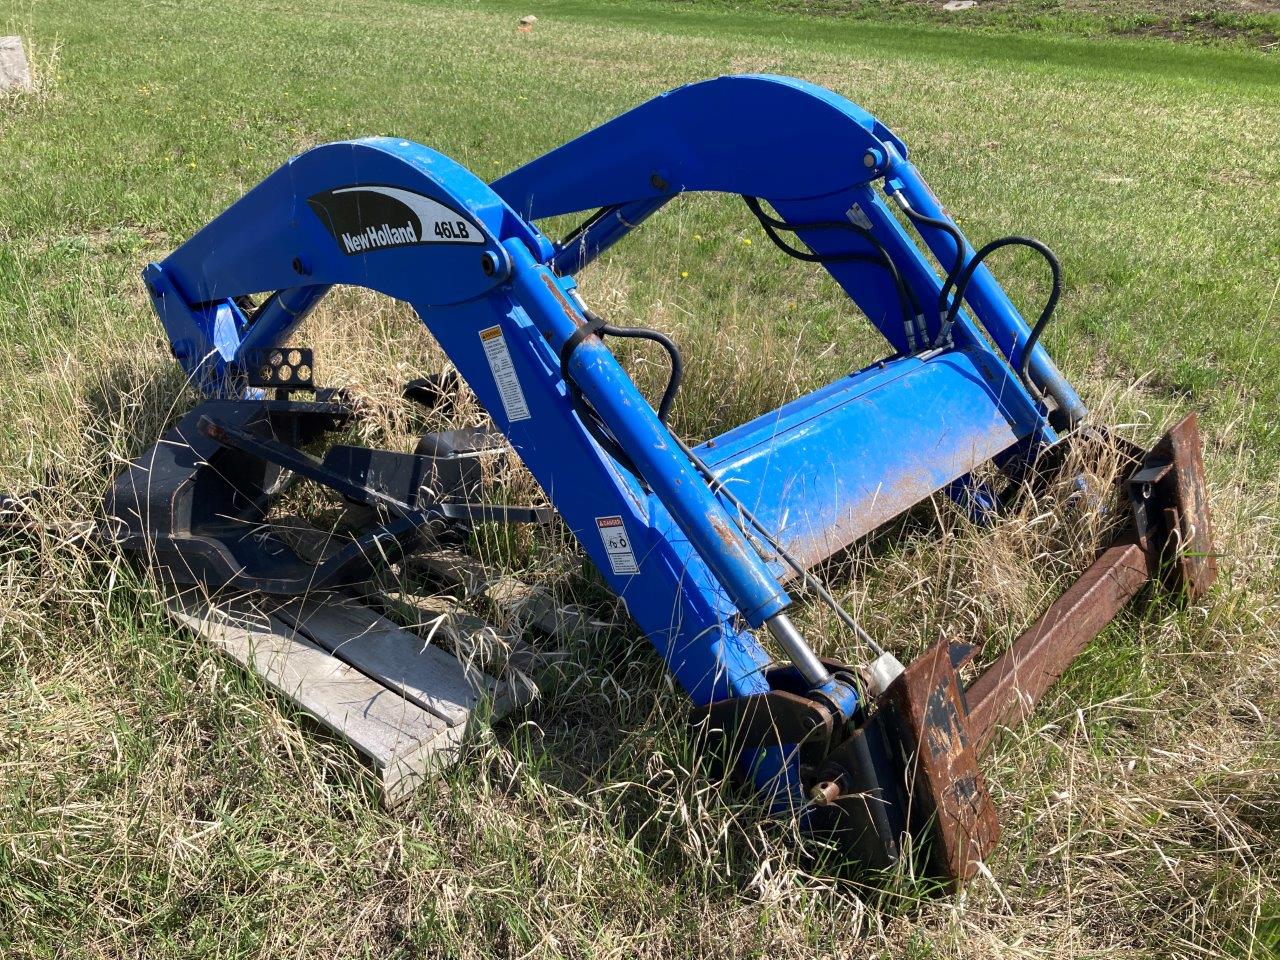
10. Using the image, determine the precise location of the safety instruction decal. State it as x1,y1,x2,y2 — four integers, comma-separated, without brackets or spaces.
478,325,531,423
595,515,639,576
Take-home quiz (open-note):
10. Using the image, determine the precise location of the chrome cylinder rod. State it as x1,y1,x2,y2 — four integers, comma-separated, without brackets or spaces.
765,613,832,688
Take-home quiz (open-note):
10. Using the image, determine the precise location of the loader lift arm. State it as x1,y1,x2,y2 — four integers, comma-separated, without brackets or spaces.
118,74,1214,882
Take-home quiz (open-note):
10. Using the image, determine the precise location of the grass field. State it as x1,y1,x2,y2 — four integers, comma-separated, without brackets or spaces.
2,0,1279,957
664,0,1280,50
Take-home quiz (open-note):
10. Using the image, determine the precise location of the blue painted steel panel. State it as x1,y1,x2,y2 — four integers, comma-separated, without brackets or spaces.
493,74,904,218
697,349,1030,571
494,74,1075,431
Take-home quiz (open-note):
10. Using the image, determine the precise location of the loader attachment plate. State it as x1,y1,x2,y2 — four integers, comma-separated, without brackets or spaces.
882,638,1001,879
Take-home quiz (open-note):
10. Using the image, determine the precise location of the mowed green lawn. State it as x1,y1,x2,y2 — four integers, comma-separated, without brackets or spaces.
1,1,1278,958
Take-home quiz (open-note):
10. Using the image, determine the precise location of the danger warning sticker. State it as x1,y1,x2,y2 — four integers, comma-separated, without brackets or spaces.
479,325,531,423
595,515,639,576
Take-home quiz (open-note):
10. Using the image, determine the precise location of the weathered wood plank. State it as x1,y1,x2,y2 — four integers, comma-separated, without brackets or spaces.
166,592,460,804
271,594,508,728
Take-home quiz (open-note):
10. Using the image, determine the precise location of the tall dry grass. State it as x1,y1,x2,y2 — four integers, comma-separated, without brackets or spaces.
2,236,1276,956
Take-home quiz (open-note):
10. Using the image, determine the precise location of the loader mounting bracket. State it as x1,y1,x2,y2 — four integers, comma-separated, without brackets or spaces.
106,390,551,596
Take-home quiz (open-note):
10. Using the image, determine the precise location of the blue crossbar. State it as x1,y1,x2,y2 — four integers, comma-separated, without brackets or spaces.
696,347,1037,571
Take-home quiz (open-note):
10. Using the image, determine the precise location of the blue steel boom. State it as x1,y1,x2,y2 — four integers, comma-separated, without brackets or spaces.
117,75,1214,880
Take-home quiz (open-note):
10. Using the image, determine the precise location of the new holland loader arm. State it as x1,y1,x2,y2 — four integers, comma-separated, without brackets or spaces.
131,76,1213,880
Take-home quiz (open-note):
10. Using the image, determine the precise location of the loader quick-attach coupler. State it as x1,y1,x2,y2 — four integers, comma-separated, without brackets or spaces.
691,414,1214,882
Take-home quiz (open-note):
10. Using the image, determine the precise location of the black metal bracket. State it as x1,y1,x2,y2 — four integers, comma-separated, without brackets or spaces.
108,395,556,596
243,346,316,393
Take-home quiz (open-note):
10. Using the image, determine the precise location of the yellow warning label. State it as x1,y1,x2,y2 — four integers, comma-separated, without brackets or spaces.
478,324,531,423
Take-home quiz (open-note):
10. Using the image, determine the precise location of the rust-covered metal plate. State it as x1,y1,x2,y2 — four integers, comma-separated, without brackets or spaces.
965,534,1150,753
882,638,1000,882
1156,413,1217,600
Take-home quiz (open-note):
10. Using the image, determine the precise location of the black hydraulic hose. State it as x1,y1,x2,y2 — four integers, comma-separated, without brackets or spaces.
893,194,967,315
556,306,686,483
744,195,924,319
939,235,1061,403
557,308,682,427
585,315,685,425
742,196,925,349
558,204,618,254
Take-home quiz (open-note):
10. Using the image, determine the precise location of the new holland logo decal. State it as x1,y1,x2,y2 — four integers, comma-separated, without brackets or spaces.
307,184,485,255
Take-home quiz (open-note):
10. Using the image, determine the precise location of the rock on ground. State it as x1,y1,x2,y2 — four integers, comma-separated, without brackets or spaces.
0,37,32,91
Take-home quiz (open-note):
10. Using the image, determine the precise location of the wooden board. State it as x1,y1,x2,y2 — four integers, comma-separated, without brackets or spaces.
270,593,510,726
167,592,462,805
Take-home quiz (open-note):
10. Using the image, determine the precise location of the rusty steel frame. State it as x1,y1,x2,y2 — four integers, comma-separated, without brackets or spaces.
882,412,1216,882
965,532,1151,754
966,412,1215,754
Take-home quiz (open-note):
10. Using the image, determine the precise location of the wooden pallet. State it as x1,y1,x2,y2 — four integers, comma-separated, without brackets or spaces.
166,581,532,805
